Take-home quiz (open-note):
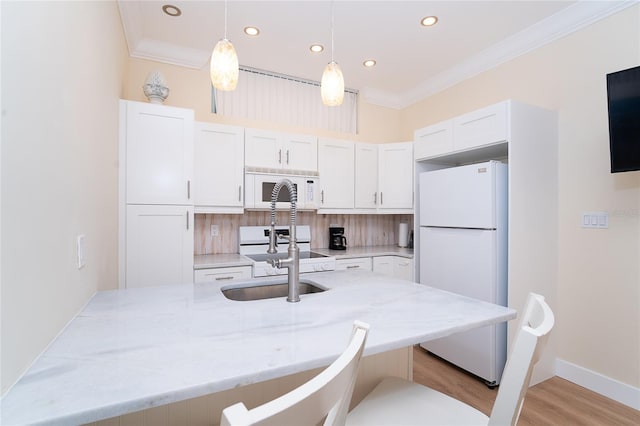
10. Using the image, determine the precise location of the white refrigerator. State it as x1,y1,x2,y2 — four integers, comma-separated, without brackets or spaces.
419,160,508,386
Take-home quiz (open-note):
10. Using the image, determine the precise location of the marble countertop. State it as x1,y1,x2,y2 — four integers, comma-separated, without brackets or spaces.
194,246,414,270
0,270,514,425
313,245,414,259
194,253,253,269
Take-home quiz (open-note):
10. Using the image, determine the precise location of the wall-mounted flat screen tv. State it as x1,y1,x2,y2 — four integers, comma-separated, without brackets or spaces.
607,65,640,173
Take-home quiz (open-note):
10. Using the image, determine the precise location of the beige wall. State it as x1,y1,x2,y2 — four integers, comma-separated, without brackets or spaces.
402,6,640,388
0,1,127,394
123,58,404,143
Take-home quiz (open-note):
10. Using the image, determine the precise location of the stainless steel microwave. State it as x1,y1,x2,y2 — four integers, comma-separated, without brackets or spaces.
244,172,319,210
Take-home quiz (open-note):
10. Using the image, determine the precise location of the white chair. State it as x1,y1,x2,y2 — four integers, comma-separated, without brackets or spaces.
221,320,370,426
346,293,555,426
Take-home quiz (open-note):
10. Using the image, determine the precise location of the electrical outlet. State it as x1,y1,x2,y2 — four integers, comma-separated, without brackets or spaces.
77,234,86,269
211,225,219,237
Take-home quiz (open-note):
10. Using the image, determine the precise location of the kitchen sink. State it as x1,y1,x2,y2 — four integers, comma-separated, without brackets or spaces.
221,279,326,301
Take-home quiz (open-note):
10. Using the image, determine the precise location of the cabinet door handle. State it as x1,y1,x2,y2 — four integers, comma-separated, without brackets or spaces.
215,276,234,281
286,149,290,165
374,192,377,205
347,265,360,269
186,211,189,230
187,180,191,199
380,192,383,205
278,149,282,164
238,185,242,202
321,190,324,204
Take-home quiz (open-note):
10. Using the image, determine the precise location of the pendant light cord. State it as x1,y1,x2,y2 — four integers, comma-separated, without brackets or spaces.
330,0,335,62
224,0,228,39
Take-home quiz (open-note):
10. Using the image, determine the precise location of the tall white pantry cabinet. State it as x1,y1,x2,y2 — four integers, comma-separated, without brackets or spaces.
119,100,194,288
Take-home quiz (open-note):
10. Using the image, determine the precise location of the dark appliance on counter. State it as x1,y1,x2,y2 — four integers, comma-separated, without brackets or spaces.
329,226,347,250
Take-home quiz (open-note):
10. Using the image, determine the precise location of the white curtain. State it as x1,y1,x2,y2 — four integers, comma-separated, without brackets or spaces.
213,67,358,134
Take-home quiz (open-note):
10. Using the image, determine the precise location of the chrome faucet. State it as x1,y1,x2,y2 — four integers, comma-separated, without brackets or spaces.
266,179,300,302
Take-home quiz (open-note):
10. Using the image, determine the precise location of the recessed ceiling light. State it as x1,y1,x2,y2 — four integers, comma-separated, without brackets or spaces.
363,59,376,67
421,15,438,26
310,44,324,53
162,4,181,17
244,26,260,36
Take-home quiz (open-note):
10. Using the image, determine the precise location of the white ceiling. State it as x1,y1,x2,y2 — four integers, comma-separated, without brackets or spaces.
118,0,634,109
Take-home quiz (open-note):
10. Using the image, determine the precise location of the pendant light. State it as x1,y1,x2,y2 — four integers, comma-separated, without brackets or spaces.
210,0,238,91
321,1,344,106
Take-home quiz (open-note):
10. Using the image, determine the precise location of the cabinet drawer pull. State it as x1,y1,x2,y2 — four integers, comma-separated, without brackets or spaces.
347,265,360,269
286,149,290,165
186,211,189,230
238,185,242,202
187,180,191,199
215,276,234,281
278,149,282,164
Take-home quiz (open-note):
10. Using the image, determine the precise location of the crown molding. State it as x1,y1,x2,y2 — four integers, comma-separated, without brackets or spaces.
118,0,210,69
131,39,209,70
363,0,639,110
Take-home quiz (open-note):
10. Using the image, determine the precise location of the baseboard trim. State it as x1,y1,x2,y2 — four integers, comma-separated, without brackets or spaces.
555,358,640,410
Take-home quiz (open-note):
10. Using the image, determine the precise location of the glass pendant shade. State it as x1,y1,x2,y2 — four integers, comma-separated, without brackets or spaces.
321,61,344,106
210,38,239,91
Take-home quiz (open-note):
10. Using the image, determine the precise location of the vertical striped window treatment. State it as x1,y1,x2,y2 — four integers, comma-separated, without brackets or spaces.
212,67,358,134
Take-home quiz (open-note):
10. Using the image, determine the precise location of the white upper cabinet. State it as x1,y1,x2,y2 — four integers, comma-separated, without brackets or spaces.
414,120,453,161
414,102,509,160
354,142,413,212
284,133,318,172
453,102,508,151
123,100,194,205
318,138,355,210
194,122,244,213
354,143,379,209
378,142,414,211
245,128,317,172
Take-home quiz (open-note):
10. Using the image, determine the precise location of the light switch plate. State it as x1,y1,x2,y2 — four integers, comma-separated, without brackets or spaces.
77,234,86,269
581,212,608,229
211,225,219,237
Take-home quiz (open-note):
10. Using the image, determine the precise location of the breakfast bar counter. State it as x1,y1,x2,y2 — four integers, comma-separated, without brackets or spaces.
0,270,515,425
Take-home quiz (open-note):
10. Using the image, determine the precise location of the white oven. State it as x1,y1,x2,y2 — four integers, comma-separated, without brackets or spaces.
244,172,319,210
239,225,335,277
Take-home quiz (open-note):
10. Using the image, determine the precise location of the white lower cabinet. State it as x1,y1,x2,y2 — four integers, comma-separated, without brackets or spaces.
337,256,414,280
393,257,414,281
125,205,194,288
372,256,394,276
335,257,373,271
373,256,414,281
194,266,252,283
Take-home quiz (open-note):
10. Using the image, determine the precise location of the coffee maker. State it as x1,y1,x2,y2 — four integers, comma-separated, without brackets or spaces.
329,226,347,250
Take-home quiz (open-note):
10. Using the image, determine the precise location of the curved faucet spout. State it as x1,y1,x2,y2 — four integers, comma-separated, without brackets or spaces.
267,179,300,302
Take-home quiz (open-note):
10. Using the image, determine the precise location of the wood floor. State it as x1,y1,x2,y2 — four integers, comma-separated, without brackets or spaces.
412,346,640,425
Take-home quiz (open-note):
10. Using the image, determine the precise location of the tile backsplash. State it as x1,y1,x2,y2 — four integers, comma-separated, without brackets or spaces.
194,212,414,255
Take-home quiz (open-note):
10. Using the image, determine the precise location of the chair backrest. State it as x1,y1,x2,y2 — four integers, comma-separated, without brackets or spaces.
488,293,555,426
221,321,370,426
